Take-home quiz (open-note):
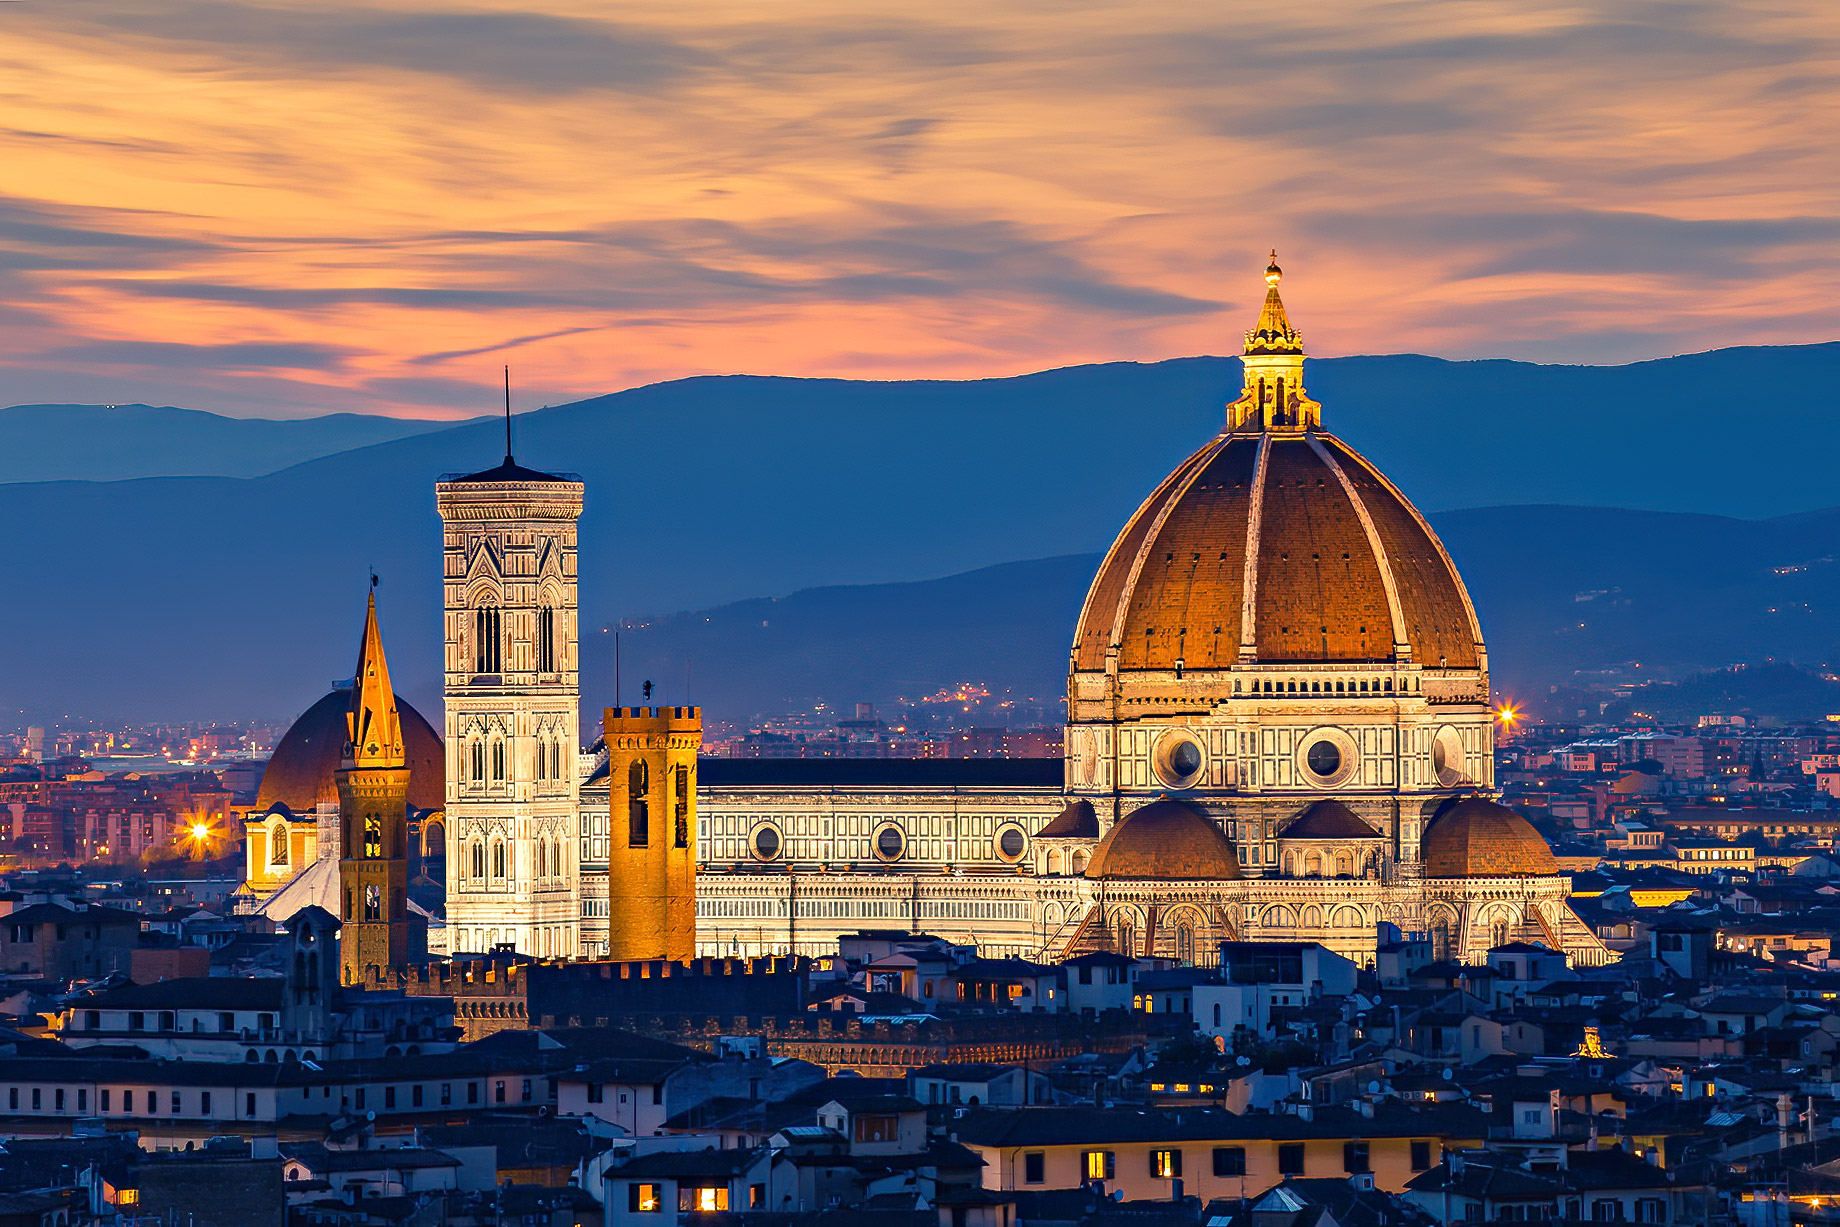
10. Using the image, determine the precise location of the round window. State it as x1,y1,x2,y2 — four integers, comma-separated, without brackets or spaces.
752,827,781,859
998,827,1026,859
876,826,905,860
1433,727,1468,787
1154,731,1205,788
1306,740,1343,779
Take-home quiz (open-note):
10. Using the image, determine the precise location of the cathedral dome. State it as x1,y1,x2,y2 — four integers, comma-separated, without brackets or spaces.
1070,260,1482,679
1422,797,1557,878
1085,798,1242,880
1072,431,1480,673
255,686,445,813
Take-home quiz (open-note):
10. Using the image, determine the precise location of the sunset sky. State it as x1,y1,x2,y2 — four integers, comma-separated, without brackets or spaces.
3,0,1838,419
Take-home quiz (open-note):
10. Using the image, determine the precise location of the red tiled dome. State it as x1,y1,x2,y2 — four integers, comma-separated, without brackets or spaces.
1072,430,1481,674
1085,798,1242,880
256,687,444,813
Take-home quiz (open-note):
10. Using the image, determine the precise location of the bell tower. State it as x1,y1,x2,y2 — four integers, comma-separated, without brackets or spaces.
337,588,413,984
436,430,583,960
603,706,701,961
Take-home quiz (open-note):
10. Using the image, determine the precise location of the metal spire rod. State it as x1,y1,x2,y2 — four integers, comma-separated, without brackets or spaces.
503,366,513,464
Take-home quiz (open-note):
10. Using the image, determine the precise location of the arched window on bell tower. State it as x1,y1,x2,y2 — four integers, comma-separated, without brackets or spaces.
537,606,556,674
473,605,502,674
364,812,381,859
629,760,650,848
673,765,689,849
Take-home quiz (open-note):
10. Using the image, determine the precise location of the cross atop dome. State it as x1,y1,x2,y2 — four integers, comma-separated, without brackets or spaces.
1227,251,1322,433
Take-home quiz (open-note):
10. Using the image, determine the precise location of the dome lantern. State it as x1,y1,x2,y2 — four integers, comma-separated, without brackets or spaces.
1229,251,1322,433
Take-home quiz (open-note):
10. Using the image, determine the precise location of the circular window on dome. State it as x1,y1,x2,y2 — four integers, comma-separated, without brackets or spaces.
996,825,1027,863
1432,726,1469,787
1298,728,1357,788
751,825,781,860
1153,730,1206,789
875,825,906,861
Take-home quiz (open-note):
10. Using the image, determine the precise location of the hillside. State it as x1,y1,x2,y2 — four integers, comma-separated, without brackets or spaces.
7,345,1840,721
0,403,481,483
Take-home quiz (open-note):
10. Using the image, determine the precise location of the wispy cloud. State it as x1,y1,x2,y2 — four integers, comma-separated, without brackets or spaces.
0,0,1837,416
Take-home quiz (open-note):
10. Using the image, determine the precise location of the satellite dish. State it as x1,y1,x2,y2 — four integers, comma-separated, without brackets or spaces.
1442,1068,1454,1080
1367,1080,1381,1094
1236,1056,1251,1066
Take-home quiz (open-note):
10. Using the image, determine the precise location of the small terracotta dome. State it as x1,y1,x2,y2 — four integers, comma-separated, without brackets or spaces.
1282,799,1378,840
1037,798,1100,840
256,686,445,813
1422,797,1557,878
1085,798,1242,880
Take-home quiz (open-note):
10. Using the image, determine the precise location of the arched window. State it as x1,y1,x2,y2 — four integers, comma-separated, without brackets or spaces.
673,764,690,849
1336,851,1353,876
491,740,506,782
492,840,506,879
470,840,484,880
364,812,381,860
537,606,556,673
1116,925,1135,958
629,760,650,847
269,824,289,867
470,741,485,783
535,841,546,879
1175,924,1194,964
554,839,565,877
363,883,381,922
473,605,502,674
1305,851,1322,876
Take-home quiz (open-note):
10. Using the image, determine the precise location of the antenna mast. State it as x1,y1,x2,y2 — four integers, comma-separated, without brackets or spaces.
503,365,514,464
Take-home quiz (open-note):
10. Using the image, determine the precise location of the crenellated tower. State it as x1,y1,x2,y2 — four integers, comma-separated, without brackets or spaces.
337,589,413,983
603,706,702,961
436,439,584,960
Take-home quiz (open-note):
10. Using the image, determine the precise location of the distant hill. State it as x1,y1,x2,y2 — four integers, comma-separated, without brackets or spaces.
0,403,483,482
7,344,1840,723
612,504,1840,723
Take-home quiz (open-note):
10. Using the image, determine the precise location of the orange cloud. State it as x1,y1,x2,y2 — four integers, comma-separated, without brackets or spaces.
1,0,1837,417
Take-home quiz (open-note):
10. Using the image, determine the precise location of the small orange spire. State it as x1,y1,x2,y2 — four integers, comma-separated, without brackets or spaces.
346,587,405,769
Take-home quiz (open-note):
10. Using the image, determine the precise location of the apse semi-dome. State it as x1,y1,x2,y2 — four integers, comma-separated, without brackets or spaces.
1422,797,1557,878
1281,799,1379,840
1085,798,1242,880
256,686,445,813
1070,259,1483,680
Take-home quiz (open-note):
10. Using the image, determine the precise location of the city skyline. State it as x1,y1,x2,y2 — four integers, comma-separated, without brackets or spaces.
1,1,1837,419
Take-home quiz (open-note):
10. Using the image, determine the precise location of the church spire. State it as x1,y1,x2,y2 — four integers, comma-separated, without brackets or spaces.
345,583,405,770
1227,251,1321,433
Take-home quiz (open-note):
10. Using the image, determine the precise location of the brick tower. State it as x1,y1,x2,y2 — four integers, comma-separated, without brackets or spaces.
337,588,413,983
603,706,702,961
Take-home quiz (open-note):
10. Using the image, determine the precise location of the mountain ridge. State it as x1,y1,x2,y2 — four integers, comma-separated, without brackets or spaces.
8,345,1840,722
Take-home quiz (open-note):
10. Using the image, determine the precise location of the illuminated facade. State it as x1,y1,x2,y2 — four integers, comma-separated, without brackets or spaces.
436,454,584,959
